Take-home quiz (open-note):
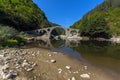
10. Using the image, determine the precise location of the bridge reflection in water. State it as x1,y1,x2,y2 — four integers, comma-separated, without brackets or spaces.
27,39,80,49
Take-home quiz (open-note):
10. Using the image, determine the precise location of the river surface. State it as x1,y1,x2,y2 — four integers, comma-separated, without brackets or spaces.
27,39,120,79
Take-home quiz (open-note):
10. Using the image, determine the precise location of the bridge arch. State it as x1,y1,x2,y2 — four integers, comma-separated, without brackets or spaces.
48,26,66,39
27,26,80,39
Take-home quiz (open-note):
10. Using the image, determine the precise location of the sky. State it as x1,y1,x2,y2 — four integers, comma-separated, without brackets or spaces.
33,0,104,28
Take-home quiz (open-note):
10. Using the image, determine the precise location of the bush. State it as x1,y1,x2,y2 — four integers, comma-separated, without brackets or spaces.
2,39,18,47
0,25,27,47
79,13,111,39
16,32,27,45
0,25,18,40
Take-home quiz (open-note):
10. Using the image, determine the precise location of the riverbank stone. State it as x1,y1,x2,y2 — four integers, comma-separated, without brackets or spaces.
80,73,90,79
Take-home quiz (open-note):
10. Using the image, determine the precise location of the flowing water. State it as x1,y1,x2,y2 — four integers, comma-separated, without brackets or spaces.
27,39,120,79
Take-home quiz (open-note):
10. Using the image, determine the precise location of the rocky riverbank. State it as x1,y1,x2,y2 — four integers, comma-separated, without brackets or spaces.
0,48,115,80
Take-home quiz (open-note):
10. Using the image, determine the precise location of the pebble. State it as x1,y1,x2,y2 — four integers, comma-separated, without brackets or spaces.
66,66,71,69
52,52,58,54
73,71,79,74
80,73,90,79
0,54,4,58
22,62,29,67
68,70,71,74
26,68,33,72
58,68,62,74
32,54,35,56
32,63,37,67
2,64,9,70
50,60,56,63
5,73,17,79
71,77,76,80
68,77,76,80
48,54,52,57
84,66,87,70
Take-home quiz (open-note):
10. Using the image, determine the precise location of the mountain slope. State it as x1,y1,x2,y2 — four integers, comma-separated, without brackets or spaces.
0,0,51,31
71,0,120,38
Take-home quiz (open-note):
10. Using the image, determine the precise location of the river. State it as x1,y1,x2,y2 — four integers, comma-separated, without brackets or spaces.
26,39,120,79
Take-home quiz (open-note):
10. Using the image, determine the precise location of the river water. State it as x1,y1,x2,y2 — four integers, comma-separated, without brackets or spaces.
27,39,120,79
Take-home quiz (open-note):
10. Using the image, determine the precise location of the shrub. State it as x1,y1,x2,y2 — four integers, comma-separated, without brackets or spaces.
0,25,27,47
0,25,18,40
3,39,18,47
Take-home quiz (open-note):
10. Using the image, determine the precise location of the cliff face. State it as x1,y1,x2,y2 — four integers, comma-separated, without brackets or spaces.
71,0,120,38
0,0,51,31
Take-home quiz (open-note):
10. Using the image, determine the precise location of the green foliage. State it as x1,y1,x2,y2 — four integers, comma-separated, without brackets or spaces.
75,12,111,38
0,25,27,47
0,0,51,31
52,28,65,36
71,0,120,38
2,39,18,47
14,32,27,45
0,25,18,40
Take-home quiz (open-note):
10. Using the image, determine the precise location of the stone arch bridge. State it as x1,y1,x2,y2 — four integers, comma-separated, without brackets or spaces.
27,26,80,39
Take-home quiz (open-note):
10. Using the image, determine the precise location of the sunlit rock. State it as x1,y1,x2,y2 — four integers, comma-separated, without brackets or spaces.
80,73,90,79
71,77,76,80
58,68,62,74
66,66,71,70
50,60,56,63
26,68,33,72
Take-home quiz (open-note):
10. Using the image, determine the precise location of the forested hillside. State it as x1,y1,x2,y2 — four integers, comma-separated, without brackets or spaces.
71,0,120,38
0,0,51,31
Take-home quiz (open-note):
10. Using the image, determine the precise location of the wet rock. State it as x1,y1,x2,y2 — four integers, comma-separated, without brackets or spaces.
80,73,90,79
66,66,71,70
50,60,56,63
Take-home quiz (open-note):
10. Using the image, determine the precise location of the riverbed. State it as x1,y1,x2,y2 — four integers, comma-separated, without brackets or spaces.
27,39,120,79
0,39,120,80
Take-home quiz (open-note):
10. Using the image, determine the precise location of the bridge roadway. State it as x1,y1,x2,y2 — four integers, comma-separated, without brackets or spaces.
27,26,80,39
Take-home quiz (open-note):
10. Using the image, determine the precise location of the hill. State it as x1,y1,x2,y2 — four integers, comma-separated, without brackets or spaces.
71,0,120,38
0,0,52,31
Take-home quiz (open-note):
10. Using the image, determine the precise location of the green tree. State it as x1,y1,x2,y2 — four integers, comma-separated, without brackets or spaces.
0,0,52,31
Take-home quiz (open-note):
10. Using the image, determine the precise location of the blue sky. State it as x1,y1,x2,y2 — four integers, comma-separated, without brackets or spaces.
33,0,104,28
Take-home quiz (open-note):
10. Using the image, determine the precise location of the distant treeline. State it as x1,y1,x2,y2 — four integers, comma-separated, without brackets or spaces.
71,0,120,38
